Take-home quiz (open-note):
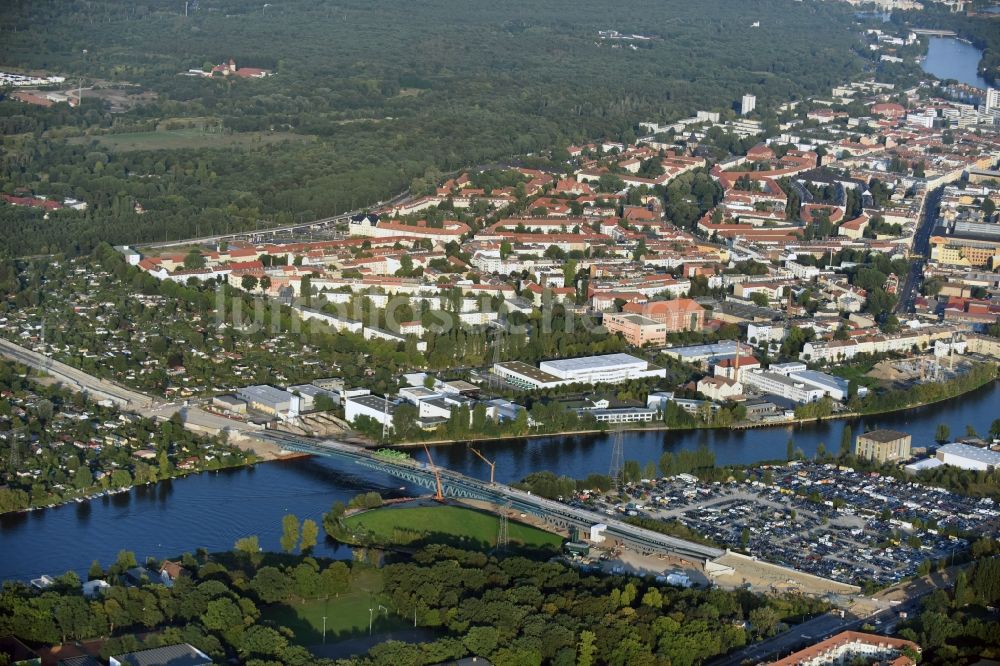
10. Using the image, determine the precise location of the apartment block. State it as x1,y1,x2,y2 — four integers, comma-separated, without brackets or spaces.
603,312,667,346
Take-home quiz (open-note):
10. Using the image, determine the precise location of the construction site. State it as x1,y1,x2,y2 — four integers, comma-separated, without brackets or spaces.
867,352,975,390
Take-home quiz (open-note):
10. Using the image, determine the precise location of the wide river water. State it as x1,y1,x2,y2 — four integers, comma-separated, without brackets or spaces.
920,36,989,89
2,380,997,581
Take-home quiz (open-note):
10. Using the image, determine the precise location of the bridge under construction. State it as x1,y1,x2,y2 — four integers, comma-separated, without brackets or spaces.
256,430,725,563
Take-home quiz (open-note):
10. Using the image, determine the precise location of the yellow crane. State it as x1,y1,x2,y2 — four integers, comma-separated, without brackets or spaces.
422,443,445,502
469,446,496,484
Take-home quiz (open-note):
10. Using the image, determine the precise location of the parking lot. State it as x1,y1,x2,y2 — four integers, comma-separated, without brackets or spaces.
570,462,998,587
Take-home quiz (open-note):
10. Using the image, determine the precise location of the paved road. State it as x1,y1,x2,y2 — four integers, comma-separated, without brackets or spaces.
136,189,412,250
895,187,942,316
139,214,345,250
136,160,517,251
0,338,268,432
0,338,155,409
709,610,864,666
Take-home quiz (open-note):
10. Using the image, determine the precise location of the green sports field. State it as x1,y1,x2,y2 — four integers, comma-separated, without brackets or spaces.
259,568,400,643
261,593,404,644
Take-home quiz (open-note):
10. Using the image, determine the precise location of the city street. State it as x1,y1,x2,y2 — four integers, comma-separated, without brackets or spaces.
895,187,942,315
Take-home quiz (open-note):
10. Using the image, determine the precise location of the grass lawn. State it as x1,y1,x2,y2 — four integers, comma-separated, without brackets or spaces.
261,592,405,644
68,128,315,152
259,568,401,644
342,504,563,550
829,361,880,387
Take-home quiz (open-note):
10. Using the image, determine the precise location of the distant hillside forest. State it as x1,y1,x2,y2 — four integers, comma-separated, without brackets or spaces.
0,0,866,256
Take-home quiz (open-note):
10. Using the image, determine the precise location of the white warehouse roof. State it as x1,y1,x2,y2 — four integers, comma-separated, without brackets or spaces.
937,443,1000,467
541,353,649,373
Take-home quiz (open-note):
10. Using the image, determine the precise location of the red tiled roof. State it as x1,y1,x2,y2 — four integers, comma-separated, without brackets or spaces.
2,195,62,210
624,298,704,316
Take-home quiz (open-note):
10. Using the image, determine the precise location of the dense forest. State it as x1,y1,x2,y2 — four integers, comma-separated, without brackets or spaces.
0,541,832,666
0,0,867,256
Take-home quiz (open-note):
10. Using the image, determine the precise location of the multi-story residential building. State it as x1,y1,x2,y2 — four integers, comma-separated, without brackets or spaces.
349,216,470,243
623,299,705,332
985,87,1000,113
603,312,668,347
771,631,918,666
930,233,1000,268
801,326,961,363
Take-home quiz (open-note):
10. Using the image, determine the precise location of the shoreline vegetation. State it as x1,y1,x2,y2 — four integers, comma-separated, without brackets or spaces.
0,540,838,666
392,373,998,448
0,377,996,516
0,455,261,519
2,372,993,519
0,357,260,519
0,364,997,516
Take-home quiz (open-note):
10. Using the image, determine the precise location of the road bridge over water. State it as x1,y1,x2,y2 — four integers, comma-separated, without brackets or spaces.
257,430,725,563
911,28,958,37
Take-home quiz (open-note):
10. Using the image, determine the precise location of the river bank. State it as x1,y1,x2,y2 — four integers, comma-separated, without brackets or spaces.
3,380,999,582
0,457,265,519
920,34,991,89
394,376,999,449
9,371,992,521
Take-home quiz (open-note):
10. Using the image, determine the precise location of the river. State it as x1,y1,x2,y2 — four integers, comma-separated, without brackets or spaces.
1,380,997,581
920,36,989,89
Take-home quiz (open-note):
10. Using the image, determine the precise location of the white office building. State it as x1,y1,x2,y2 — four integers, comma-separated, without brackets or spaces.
397,386,454,420
585,407,658,423
344,395,397,429
743,365,859,403
768,362,808,376
741,93,757,115
742,371,826,404
790,370,854,401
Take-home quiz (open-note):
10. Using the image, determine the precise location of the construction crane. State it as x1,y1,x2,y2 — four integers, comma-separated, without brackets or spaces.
422,443,445,502
469,446,496,484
